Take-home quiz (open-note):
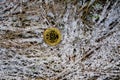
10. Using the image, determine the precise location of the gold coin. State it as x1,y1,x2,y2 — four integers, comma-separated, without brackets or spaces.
43,27,61,46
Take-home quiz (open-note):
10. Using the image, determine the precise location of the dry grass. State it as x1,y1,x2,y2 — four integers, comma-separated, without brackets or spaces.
0,0,120,80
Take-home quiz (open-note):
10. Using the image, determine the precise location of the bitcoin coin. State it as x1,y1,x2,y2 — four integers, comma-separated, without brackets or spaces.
43,27,61,46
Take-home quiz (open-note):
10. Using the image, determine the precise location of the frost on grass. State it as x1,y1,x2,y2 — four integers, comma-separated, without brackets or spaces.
0,0,120,80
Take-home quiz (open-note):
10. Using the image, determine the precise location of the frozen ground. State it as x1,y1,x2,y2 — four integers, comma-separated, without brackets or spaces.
0,0,120,80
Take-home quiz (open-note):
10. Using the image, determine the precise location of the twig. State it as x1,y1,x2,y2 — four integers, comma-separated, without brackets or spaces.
40,6,51,27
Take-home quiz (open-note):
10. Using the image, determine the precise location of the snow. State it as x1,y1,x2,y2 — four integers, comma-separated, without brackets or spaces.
0,0,120,80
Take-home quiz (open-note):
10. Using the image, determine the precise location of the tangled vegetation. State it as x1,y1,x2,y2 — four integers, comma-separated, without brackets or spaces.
0,0,120,80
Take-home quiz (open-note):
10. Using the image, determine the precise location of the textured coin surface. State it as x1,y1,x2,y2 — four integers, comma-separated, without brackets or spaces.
43,27,61,46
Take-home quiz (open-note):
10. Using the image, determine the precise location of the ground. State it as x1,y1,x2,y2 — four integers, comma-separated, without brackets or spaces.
0,0,120,80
